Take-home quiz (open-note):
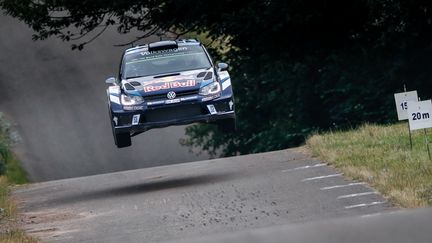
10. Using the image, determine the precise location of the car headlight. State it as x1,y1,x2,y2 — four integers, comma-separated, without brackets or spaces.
121,94,144,105
199,82,221,96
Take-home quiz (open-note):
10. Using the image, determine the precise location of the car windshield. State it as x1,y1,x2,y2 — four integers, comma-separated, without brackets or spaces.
123,45,212,79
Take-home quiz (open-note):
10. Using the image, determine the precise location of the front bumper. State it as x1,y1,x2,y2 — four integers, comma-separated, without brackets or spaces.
110,94,235,136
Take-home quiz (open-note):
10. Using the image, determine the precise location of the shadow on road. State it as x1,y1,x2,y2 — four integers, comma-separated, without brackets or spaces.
27,172,237,208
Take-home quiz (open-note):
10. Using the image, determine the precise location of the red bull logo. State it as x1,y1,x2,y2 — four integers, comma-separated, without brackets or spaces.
143,80,196,92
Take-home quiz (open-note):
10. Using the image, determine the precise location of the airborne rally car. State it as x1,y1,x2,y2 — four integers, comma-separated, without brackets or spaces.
105,39,236,148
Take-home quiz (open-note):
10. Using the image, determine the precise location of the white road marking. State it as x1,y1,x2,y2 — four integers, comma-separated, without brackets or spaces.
302,173,343,182
282,163,326,172
345,201,385,209
361,211,397,218
337,191,378,199
320,182,367,190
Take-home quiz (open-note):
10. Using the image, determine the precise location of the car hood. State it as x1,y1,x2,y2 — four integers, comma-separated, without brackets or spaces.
121,69,215,97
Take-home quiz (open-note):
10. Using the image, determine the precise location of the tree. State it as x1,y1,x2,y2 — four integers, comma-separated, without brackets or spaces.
2,0,432,156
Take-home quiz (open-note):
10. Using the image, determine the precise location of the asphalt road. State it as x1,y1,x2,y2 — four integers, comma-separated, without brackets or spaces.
171,208,432,243
0,14,209,182
14,149,394,242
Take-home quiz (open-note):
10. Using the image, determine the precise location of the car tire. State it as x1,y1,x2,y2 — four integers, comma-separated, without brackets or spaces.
109,108,132,148
114,132,132,148
217,118,237,133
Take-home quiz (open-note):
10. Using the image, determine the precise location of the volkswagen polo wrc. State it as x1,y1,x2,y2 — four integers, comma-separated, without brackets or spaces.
105,39,236,148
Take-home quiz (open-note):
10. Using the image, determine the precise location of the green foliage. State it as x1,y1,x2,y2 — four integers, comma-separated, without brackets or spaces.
0,113,12,175
4,156,28,185
2,1,432,155
0,113,27,184
0,115,31,242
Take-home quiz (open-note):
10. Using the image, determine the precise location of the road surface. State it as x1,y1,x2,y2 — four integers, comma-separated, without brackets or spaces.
171,208,432,243
14,149,394,242
0,13,209,182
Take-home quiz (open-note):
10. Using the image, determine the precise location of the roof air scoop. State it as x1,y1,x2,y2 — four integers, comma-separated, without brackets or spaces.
148,41,178,52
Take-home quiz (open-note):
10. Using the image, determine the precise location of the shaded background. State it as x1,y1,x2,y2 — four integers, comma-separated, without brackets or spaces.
0,14,208,182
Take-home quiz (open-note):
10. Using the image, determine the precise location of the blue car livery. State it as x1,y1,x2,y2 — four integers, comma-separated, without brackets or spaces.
105,39,236,148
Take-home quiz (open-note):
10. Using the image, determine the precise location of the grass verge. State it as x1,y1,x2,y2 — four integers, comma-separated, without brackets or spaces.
0,113,36,242
307,123,432,208
0,177,36,243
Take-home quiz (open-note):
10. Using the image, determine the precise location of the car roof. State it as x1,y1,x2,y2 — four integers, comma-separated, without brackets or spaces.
124,39,201,55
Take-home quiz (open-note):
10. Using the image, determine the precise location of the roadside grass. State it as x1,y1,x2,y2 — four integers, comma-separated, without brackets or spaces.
307,123,432,208
0,177,36,243
2,153,28,185
0,113,35,242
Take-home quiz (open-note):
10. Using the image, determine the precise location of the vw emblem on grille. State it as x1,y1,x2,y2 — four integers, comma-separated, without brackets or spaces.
167,91,176,100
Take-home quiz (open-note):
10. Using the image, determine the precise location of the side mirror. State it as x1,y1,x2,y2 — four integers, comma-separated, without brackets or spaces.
105,77,116,84
217,62,229,71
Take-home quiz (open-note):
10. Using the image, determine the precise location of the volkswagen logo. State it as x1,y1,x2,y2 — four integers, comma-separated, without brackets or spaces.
167,91,176,100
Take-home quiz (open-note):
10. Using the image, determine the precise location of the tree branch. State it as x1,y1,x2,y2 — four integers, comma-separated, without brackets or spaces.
113,25,160,47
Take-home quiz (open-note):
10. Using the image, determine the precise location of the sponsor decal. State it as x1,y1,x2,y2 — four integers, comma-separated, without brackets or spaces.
181,96,198,101
218,71,230,81
202,94,220,102
147,101,165,106
148,96,198,106
123,106,144,111
139,47,188,56
165,99,181,104
140,75,195,86
143,80,196,92
222,79,231,90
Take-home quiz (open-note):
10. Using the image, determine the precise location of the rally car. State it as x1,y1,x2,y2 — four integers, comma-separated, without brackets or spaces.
105,39,236,148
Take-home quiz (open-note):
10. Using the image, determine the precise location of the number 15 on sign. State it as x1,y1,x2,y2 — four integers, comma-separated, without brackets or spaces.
394,91,418,120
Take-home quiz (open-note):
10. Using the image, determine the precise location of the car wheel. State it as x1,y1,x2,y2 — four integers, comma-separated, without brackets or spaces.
114,132,131,148
217,118,236,133
110,120,131,148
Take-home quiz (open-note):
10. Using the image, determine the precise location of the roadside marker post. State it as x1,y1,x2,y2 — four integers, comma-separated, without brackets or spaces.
424,129,431,161
407,99,432,160
394,88,418,149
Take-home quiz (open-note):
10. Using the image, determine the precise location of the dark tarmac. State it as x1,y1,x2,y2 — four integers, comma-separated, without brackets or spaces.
14,149,393,242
